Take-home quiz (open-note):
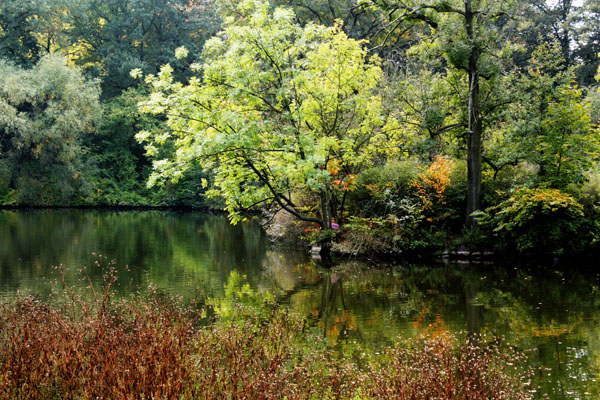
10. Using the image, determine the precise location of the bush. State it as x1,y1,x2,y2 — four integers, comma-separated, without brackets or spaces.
475,187,587,255
0,294,199,399
574,168,600,208
347,160,421,218
333,205,445,255
0,295,360,400
442,161,468,232
480,163,537,208
192,310,361,400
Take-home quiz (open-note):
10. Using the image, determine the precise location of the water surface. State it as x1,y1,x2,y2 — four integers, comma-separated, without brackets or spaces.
1,209,599,399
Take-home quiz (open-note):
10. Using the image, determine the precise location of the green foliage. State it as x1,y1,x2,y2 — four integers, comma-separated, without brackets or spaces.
348,160,421,217
588,85,600,126
208,271,275,320
389,69,460,158
574,0,600,85
84,86,216,207
0,54,101,205
495,43,600,189
475,188,588,255
334,207,444,255
1,0,600,255
577,168,600,208
441,160,467,228
71,0,221,97
537,84,599,187
270,0,384,43
139,0,398,225
480,164,536,207
0,0,42,66
86,87,156,205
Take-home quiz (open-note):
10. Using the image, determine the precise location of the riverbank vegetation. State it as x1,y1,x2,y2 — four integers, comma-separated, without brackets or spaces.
0,271,535,399
2,0,600,256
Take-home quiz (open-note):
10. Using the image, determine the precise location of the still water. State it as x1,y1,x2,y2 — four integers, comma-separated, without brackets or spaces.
1,209,599,399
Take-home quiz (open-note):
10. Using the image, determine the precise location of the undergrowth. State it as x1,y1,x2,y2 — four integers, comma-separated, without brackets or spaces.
0,265,535,400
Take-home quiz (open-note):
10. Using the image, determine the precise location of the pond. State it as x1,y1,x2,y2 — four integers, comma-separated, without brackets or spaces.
0,209,599,399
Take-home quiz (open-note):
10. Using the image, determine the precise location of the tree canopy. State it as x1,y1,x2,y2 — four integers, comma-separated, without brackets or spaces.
0,54,101,204
138,0,398,226
0,0,600,254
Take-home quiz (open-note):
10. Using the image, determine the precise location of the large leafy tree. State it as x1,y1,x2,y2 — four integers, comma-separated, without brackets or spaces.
70,0,220,97
369,0,516,227
86,86,159,204
574,0,600,85
0,0,90,66
0,0,42,66
506,0,600,85
496,44,599,189
0,54,101,205
138,0,397,226
271,0,383,40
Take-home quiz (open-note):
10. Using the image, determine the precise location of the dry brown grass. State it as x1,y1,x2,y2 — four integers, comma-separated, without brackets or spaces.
0,268,534,400
366,334,533,400
0,294,198,399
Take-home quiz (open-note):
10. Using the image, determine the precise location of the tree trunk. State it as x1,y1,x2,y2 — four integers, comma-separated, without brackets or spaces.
558,0,573,66
465,0,482,229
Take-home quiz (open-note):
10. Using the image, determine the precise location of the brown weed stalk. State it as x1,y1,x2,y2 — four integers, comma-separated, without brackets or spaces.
367,334,533,400
0,273,534,400
0,294,198,399
191,308,362,400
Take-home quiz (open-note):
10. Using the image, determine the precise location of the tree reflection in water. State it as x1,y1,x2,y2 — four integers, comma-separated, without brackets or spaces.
1,209,599,399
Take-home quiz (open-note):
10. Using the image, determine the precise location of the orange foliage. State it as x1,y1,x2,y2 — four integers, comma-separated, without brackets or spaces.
331,174,357,192
412,156,455,212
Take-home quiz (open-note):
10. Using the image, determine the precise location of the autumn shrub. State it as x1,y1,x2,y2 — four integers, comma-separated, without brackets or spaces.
0,295,360,400
191,309,363,400
475,187,587,255
0,267,361,400
366,334,533,400
336,158,455,255
412,156,455,215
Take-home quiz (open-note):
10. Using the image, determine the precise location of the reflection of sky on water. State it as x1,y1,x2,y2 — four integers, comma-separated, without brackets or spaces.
0,209,599,399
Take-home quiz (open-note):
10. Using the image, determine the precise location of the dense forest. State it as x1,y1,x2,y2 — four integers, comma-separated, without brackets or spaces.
2,0,600,256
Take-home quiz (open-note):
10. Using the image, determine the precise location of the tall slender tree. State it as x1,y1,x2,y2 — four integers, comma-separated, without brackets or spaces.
369,0,515,227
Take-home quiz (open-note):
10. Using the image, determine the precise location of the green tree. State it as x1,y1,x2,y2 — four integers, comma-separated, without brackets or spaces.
536,84,598,187
86,86,158,205
70,0,220,97
138,0,397,227
270,0,383,40
88,85,214,207
0,0,89,66
369,0,516,227
574,0,600,85
0,54,101,205
0,0,42,66
387,67,463,160
491,44,599,189
506,0,600,85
